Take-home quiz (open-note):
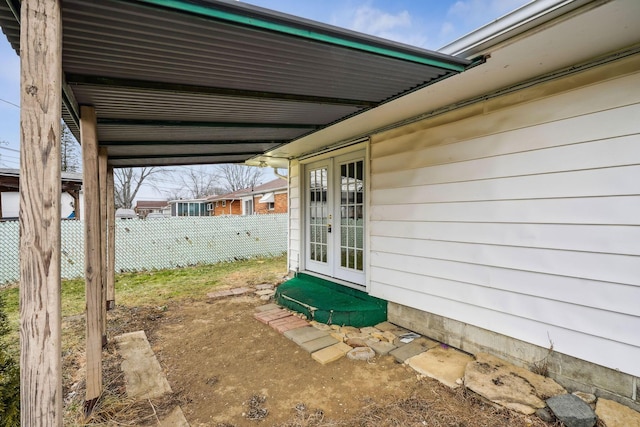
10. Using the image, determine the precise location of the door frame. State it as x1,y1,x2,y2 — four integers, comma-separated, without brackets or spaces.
299,142,370,290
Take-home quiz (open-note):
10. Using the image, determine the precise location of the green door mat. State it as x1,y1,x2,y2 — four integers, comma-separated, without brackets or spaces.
275,273,387,328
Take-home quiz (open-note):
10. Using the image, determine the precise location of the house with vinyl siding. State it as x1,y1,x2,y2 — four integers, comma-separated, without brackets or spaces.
249,0,640,410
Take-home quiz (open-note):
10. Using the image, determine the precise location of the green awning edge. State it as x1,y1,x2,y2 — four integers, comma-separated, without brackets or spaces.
132,0,467,73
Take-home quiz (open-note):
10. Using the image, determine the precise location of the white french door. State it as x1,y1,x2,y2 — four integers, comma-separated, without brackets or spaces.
305,151,365,286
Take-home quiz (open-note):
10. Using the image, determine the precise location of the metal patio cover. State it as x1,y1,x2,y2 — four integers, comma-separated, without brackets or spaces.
0,0,470,168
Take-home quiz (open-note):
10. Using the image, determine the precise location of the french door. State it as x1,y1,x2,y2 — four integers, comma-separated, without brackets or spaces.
305,151,365,286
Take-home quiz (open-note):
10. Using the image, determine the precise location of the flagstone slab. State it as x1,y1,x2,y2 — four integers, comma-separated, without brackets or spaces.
406,346,473,389
595,398,640,427
464,353,566,415
114,330,172,399
159,406,190,427
389,339,439,363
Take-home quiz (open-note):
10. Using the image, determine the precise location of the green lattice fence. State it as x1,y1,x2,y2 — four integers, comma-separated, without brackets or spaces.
0,214,287,285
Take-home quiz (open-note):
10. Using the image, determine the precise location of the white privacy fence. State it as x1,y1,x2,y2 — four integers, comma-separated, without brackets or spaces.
0,214,287,285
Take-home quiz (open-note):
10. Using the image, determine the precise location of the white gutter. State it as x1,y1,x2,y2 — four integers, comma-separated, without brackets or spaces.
439,0,598,57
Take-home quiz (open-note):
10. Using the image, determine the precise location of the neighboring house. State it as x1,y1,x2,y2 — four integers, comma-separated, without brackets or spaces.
0,168,83,219
208,178,287,216
134,200,168,219
249,1,640,410
167,198,210,217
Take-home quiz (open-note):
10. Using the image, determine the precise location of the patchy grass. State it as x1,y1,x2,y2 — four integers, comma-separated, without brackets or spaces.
0,255,287,355
113,255,286,307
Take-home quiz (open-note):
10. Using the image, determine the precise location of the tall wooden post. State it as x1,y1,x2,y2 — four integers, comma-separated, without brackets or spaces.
80,105,103,413
106,166,116,309
19,0,63,425
98,147,108,345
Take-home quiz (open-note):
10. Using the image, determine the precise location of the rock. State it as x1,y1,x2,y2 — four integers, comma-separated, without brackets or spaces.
464,353,566,415
330,332,346,342
381,331,397,343
346,337,368,347
360,326,380,335
340,326,360,334
347,346,376,361
370,331,386,341
309,321,332,331
330,324,341,331
255,284,274,290
572,391,596,407
546,394,596,427
535,407,555,423
596,398,640,427
406,346,473,389
255,289,275,296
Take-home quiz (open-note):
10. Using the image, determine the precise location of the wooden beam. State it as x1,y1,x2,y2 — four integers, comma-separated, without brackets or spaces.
19,0,63,425
80,105,103,413
106,166,116,309
99,147,108,346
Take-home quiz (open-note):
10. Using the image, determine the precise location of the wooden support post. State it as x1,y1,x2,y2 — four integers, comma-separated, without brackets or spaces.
19,0,63,425
106,166,116,309
99,147,108,346
80,105,103,413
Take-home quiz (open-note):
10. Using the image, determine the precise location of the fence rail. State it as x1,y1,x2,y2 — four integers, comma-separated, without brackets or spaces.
0,214,287,285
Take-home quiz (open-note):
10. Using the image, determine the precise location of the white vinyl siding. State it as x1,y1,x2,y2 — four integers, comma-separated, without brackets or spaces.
288,161,301,272
369,67,640,377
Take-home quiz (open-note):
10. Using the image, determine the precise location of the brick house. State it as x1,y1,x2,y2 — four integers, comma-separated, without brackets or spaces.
207,178,287,216
134,200,168,218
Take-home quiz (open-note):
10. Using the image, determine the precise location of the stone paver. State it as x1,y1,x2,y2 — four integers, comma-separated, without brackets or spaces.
312,342,352,365
284,326,329,345
374,321,397,332
389,339,438,363
254,308,291,324
159,406,190,427
114,330,172,399
300,335,339,353
406,346,473,389
360,326,380,335
366,339,396,355
230,287,251,295
464,352,566,415
269,316,309,333
255,284,274,290
546,394,596,427
255,303,280,312
207,289,234,299
255,289,275,296
596,398,640,427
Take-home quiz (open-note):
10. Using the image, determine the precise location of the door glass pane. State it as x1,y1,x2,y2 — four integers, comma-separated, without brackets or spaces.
339,159,364,271
309,167,328,263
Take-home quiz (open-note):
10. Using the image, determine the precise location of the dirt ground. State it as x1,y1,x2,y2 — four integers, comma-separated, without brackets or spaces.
63,291,556,427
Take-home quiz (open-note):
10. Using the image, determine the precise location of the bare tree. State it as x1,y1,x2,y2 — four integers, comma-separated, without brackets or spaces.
168,166,223,199
114,167,165,208
217,164,264,192
60,122,81,172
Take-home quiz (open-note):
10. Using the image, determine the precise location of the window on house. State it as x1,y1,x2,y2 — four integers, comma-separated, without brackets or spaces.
268,202,275,210
222,200,226,207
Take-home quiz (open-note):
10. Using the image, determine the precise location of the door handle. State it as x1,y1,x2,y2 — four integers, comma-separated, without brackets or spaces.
327,224,332,233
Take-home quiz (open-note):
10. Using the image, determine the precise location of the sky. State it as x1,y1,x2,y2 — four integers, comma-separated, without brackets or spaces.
0,0,530,198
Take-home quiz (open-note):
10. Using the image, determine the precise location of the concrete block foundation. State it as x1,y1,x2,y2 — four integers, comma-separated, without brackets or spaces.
388,302,640,412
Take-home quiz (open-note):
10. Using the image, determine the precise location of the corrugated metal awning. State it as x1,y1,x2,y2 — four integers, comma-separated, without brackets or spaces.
0,0,470,168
